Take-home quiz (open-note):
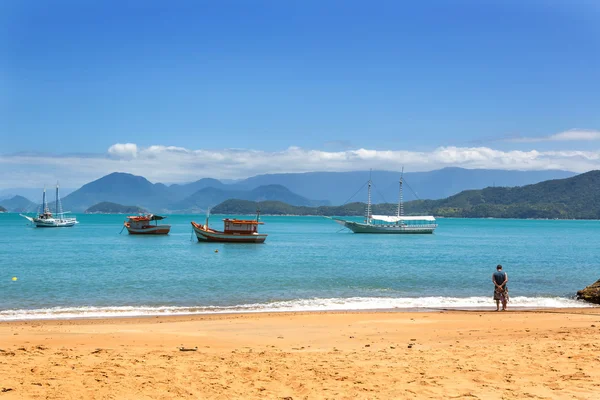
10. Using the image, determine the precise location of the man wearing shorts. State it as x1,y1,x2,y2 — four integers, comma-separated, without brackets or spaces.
492,264,508,311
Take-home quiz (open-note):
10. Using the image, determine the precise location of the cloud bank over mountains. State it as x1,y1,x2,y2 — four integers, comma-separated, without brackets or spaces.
509,129,600,143
2,137,600,188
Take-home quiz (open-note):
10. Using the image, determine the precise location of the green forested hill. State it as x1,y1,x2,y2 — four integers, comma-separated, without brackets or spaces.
419,170,600,219
212,171,600,219
0,205,6,212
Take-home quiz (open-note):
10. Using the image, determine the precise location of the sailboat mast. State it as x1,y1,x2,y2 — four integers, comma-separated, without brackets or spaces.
365,171,372,224
42,187,47,213
398,177,404,217
397,168,404,218
55,183,59,216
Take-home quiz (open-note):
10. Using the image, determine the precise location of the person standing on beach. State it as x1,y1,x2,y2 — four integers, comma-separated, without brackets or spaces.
492,265,508,311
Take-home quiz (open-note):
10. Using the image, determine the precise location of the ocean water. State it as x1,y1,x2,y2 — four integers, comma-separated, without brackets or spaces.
0,213,598,320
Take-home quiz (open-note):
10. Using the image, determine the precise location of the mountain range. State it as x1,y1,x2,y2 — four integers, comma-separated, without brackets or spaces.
0,168,577,213
231,168,576,204
0,187,76,203
0,195,37,213
50,173,326,213
213,170,600,219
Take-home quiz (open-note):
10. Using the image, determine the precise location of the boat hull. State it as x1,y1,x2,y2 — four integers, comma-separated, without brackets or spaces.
125,223,171,235
191,222,267,243
33,218,78,228
337,219,436,234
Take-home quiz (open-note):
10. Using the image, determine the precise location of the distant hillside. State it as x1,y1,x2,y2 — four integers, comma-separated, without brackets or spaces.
61,172,172,212
214,199,403,216
59,172,327,212
168,178,226,200
13,168,579,213
233,168,576,204
0,195,37,213
0,205,6,213
0,187,76,203
213,171,600,219
170,184,328,212
85,202,147,214
412,170,600,219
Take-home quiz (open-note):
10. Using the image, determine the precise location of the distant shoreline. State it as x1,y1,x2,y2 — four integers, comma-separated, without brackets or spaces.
3,212,600,221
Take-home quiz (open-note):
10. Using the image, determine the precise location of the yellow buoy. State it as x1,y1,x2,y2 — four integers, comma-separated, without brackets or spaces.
12,277,17,281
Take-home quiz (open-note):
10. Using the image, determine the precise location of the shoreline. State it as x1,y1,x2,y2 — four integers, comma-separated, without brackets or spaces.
1,302,597,323
5,212,600,220
1,309,599,399
1,307,599,327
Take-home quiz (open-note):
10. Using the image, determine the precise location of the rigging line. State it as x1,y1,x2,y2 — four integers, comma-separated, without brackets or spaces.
402,177,421,201
370,181,389,205
341,181,368,206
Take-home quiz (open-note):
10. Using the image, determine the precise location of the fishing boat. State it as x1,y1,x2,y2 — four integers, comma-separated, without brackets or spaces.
328,171,437,234
191,210,267,243
20,184,78,227
123,214,171,235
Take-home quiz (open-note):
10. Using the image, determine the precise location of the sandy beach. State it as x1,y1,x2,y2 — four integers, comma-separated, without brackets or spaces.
1,309,599,399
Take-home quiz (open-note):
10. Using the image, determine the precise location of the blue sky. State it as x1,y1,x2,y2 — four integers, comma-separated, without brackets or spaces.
1,0,599,187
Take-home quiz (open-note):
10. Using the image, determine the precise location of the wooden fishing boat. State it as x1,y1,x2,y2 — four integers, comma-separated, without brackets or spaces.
124,214,171,235
191,211,267,243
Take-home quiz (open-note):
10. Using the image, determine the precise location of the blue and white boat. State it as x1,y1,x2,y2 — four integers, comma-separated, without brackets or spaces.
329,171,437,234
20,184,78,228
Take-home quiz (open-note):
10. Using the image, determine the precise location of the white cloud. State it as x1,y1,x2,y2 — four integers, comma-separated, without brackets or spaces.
108,143,138,159
510,129,600,143
0,143,599,188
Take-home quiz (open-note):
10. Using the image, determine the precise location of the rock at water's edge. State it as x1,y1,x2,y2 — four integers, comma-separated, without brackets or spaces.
577,279,600,305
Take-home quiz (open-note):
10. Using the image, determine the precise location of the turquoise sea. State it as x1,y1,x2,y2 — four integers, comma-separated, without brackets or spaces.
1,213,598,320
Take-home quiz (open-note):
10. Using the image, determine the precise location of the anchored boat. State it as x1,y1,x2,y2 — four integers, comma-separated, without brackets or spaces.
20,184,78,228
191,210,267,243
124,214,171,234
329,170,437,234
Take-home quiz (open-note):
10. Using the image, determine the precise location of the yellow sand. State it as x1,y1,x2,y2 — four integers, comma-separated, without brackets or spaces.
1,309,599,399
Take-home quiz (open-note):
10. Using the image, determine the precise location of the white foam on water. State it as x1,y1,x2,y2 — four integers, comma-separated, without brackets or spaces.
0,296,595,321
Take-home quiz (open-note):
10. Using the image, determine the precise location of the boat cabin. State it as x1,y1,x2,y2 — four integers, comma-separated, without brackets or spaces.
223,219,263,234
126,214,166,229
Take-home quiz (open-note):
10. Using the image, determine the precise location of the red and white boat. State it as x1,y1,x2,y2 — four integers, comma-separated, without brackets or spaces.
191,211,267,243
124,214,171,235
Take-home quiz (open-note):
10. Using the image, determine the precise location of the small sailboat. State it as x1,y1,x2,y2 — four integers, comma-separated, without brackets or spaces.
20,183,78,227
124,214,171,235
329,170,437,234
191,209,268,243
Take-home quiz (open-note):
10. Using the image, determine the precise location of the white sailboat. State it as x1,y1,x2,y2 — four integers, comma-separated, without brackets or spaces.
20,184,78,228
329,170,437,234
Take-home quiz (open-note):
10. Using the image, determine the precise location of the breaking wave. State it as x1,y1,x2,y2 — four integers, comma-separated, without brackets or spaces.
0,296,595,321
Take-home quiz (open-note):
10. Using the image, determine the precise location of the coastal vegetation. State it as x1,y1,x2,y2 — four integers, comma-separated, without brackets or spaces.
213,171,600,219
0,205,6,212
85,202,146,214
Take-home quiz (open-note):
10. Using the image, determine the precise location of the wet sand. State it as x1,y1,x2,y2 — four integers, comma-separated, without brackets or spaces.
1,309,599,399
